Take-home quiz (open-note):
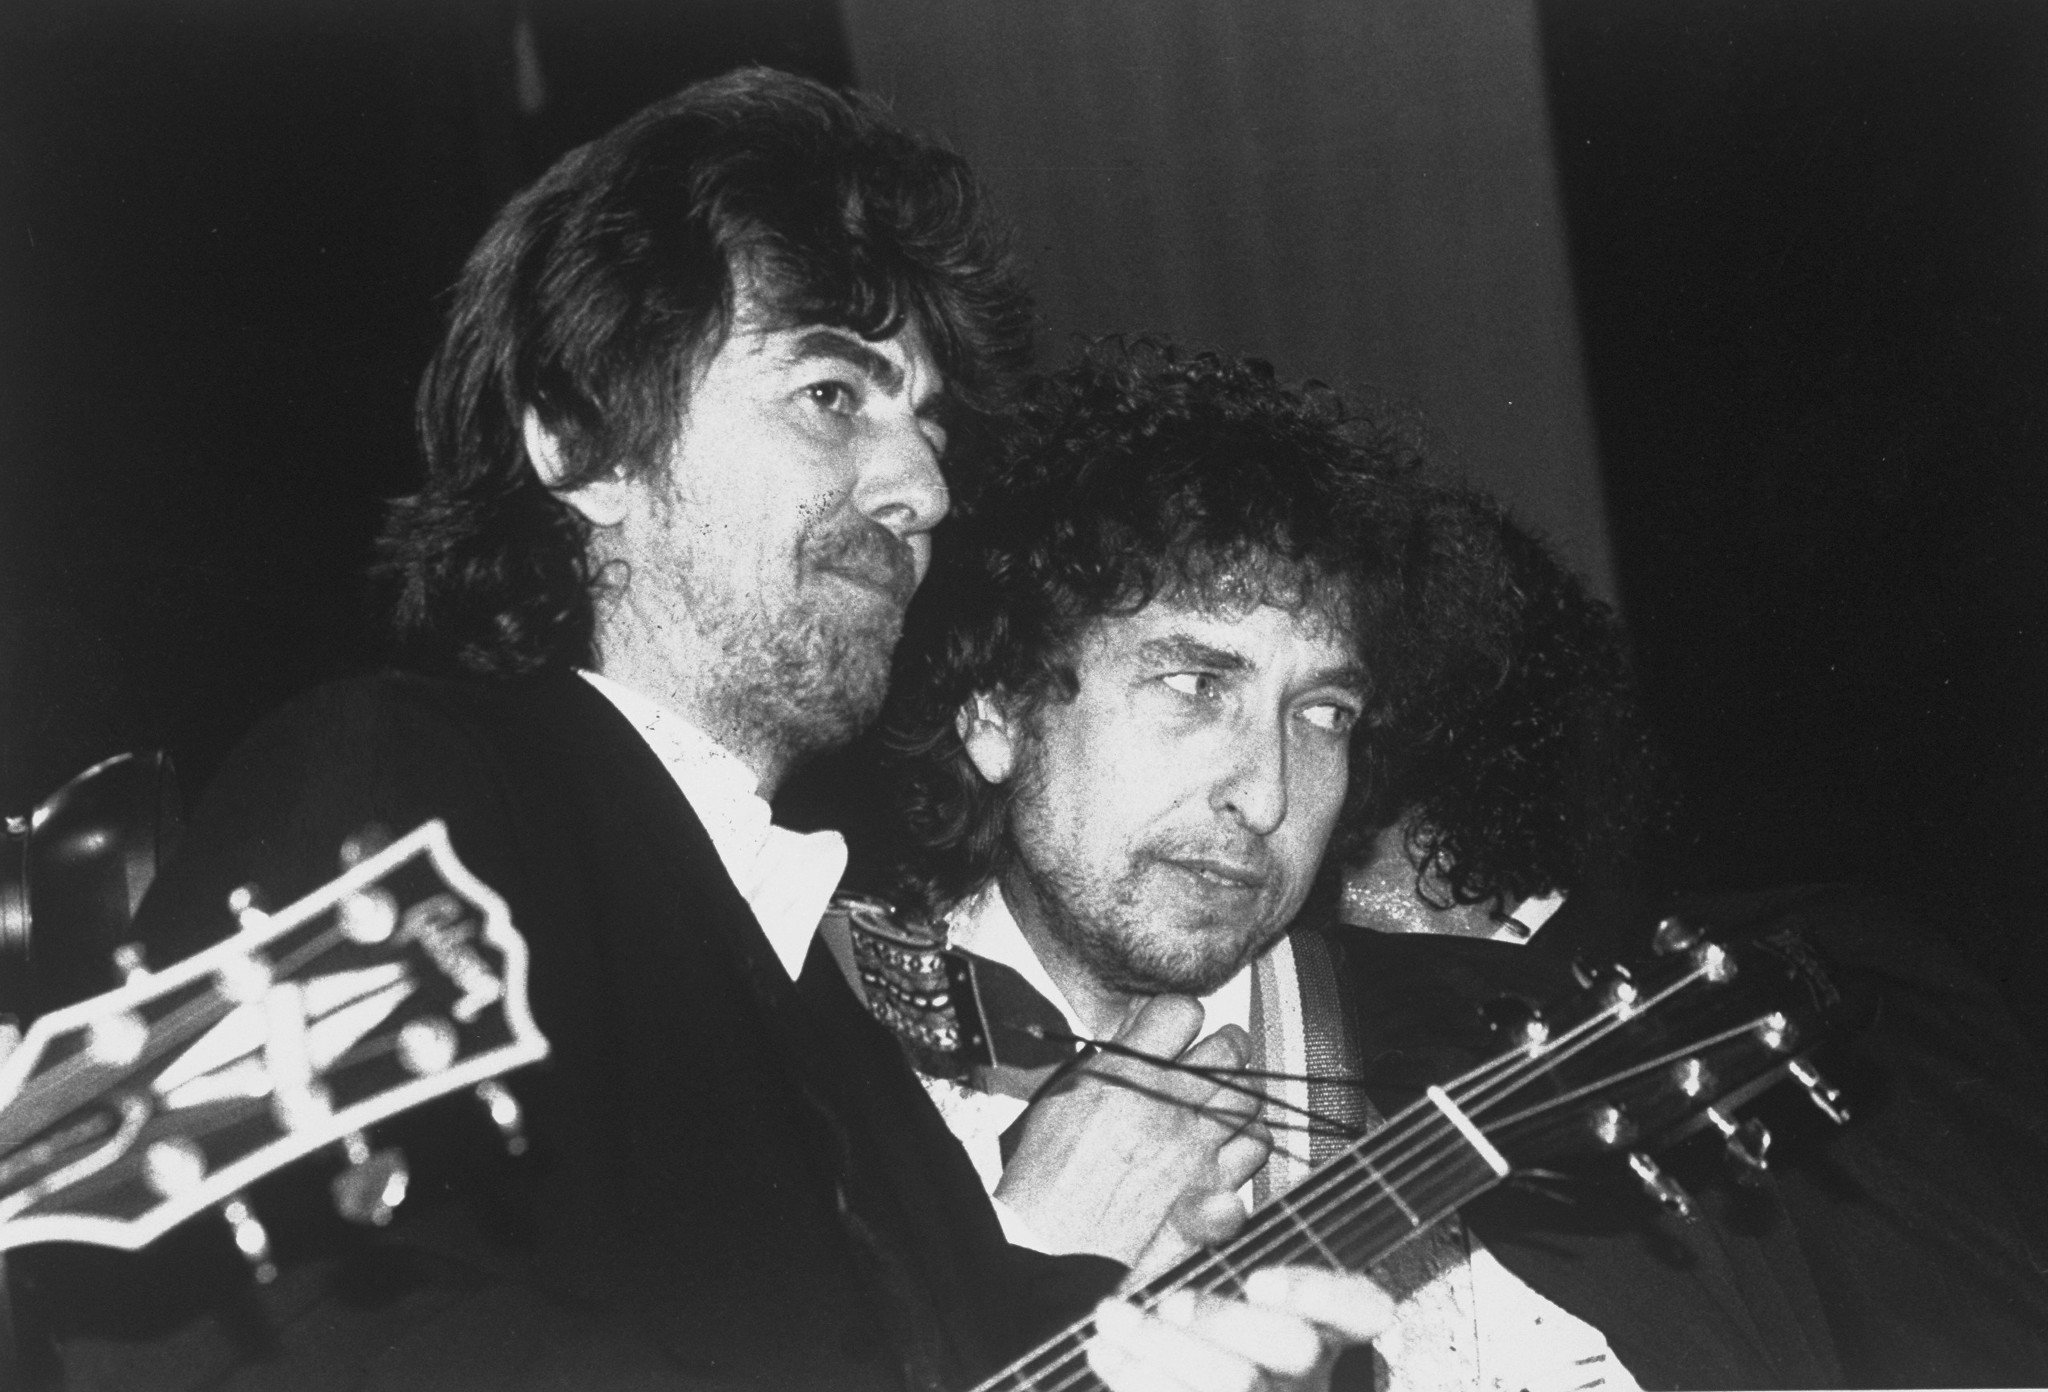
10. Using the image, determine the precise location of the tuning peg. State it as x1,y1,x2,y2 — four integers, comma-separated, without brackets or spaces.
111,943,149,984
1704,1106,1772,1181
339,824,394,870
331,1131,410,1226
1597,964,1640,1015
1480,996,1549,1051
1651,915,1701,955
219,1194,278,1284
1588,1103,1637,1150
475,1079,529,1156
1627,1151,1696,1219
1788,1058,1850,1125
1689,941,1737,984
1570,959,1641,1013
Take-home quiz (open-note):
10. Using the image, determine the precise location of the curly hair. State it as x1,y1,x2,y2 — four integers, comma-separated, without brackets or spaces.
878,338,1426,914
376,67,1033,677
1361,488,1668,907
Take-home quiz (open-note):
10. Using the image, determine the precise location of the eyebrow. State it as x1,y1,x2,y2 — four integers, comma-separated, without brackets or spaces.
788,327,952,425
791,328,902,392
1135,632,1369,695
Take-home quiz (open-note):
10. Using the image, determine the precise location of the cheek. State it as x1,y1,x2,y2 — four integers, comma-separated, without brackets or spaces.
1281,751,1351,867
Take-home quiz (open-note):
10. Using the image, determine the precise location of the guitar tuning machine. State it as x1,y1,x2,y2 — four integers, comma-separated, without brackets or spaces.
226,885,271,936
1588,1103,1637,1150
1704,1106,1772,1181
111,943,149,984
1789,1058,1851,1125
1652,915,1701,955
1627,1151,1696,1219
332,1131,410,1227
475,1079,529,1156
219,1194,278,1284
1479,996,1549,1052
1568,959,1640,1014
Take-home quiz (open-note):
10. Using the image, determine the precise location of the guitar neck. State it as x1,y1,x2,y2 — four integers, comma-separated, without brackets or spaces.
975,1086,1512,1392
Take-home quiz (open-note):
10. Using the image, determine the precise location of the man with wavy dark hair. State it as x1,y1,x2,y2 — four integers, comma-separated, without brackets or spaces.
43,73,1385,1392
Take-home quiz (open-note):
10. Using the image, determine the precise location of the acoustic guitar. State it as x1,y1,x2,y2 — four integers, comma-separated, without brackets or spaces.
969,918,1850,1391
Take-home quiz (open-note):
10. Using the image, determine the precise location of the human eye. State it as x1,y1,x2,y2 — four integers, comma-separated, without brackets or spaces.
1160,671,1219,700
801,379,861,416
1297,701,1359,735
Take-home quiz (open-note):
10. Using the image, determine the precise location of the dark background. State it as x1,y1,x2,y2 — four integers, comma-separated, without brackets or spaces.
3,2,2043,1045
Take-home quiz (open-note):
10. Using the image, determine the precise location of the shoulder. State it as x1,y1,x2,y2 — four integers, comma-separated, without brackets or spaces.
137,671,613,961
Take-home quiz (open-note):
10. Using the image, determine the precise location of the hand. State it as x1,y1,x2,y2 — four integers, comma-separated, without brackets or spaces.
1087,1267,1395,1392
996,996,1269,1274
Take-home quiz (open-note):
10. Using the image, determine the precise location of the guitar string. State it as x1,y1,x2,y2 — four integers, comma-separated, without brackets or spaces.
1156,955,1722,1291
977,958,1720,1391
7,900,361,1133
3,909,404,1193
1014,955,1732,1391
979,1099,1497,1392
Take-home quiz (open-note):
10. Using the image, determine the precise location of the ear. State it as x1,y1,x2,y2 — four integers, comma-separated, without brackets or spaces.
955,692,1020,785
522,408,632,527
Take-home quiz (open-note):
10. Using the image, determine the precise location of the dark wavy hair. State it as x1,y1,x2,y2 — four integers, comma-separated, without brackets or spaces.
878,339,1426,914
376,67,1033,676
1362,488,1668,907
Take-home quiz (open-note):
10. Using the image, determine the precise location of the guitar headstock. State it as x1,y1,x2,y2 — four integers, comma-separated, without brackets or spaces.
1458,918,1849,1210
0,819,547,1260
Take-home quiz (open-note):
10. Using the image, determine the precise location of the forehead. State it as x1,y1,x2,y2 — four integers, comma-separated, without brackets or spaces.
718,284,941,382
1077,594,1363,676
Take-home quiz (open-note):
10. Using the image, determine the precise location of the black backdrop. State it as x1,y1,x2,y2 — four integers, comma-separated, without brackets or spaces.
3,2,2043,1045
1542,1,2048,1048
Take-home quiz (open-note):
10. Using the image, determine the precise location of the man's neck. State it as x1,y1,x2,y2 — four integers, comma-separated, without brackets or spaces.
590,641,791,799
995,866,1141,1038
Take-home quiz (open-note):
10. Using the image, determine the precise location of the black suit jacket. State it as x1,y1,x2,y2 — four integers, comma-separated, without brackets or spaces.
17,672,1115,1390
1317,879,2048,1389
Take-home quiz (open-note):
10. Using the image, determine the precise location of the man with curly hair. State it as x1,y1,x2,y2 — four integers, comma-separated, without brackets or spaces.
872,340,1662,1391
877,355,2048,1390
30,73,1387,1392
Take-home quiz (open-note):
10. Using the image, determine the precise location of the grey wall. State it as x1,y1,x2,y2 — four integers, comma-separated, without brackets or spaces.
844,0,1615,599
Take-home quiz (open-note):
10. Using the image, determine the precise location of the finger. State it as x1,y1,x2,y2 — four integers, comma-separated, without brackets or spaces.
1153,1288,1323,1380
1242,1266,1396,1343
1089,1296,1259,1392
1113,995,1205,1055
1179,1023,1251,1071
1086,1298,1185,1392
1178,1028,1262,1127
1214,1127,1272,1190
1166,1189,1250,1248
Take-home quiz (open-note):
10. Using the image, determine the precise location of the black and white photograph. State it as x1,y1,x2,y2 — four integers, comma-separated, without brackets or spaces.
2,3,2044,1387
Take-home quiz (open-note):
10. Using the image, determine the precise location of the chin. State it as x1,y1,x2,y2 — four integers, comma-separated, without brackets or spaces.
1097,923,1264,999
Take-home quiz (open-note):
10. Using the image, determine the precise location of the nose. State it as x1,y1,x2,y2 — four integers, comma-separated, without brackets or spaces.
854,417,950,546
1212,717,1289,837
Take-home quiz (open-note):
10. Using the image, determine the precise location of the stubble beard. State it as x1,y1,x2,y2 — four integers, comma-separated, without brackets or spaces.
1006,834,1284,1000
691,519,913,779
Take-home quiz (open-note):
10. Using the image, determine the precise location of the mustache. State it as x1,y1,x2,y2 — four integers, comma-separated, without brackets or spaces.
1146,833,1277,886
807,520,919,609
